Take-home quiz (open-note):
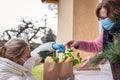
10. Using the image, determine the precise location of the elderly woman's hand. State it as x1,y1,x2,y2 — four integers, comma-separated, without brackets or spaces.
52,43,65,53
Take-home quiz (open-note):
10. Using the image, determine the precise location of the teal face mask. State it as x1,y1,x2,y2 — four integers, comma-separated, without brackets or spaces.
101,18,114,30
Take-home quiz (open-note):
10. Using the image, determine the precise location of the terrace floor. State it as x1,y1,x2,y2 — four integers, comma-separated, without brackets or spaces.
74,64,113,80
74,70,113,80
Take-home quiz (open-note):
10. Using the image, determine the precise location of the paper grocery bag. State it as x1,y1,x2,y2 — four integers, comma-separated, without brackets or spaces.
59,63,74,80
44,63,60,80
44,63,74,80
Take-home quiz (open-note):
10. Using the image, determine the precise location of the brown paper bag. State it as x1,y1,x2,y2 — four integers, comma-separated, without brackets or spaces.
44,63,74,80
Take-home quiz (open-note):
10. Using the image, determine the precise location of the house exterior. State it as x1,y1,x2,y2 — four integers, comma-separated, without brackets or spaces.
42,0,99,61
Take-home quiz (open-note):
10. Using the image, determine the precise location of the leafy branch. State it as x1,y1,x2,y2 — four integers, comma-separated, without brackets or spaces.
92,33,120,66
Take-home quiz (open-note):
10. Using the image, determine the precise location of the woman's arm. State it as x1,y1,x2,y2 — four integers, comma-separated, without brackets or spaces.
8,76,24,80
77,32,103,53
31,42,54,65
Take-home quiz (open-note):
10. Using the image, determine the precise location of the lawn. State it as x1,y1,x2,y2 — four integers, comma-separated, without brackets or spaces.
32,63,43,80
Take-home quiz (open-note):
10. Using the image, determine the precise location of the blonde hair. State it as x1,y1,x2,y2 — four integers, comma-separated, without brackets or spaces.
0,38,29,59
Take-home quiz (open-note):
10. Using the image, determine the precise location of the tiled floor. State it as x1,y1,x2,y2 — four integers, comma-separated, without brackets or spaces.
74,70,113,80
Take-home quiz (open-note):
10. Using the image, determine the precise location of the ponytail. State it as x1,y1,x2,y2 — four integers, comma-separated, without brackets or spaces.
0,46,6,57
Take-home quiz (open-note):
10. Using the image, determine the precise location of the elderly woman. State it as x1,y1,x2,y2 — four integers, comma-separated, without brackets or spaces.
0,38,65,80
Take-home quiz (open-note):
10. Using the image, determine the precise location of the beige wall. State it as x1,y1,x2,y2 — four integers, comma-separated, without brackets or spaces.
73,0,99,58
73,0,99,40
57,0,99,58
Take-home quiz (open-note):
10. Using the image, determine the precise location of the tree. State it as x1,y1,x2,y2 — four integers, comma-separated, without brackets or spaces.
3,18,46,42
41,28,56,43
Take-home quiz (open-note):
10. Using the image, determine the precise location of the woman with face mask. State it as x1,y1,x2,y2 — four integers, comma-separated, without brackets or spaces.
65,0,120,70
0,38,65,80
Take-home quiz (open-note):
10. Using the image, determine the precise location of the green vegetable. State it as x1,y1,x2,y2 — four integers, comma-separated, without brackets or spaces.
77,53,80,58
52,56,59,63
77,53,82,63
64,56,68,60
67,49,73,52
67,53,73,57
72,59,79,66
63,49,82,66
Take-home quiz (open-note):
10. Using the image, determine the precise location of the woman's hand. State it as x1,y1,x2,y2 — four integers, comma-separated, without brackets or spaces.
78,56,92,70
78,54,107,70
78,53,98,70
65,40,79,49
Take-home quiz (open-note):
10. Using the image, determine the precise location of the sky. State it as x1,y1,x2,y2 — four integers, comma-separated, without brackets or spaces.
0,0,57,35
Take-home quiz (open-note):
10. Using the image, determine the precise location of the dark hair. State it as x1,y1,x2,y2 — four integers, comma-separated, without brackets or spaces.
96,0,120,21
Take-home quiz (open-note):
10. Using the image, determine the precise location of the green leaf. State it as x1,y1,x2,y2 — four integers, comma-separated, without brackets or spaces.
79,58,82,63
77,53,80,58
63,49,82,66
91,53,106,66
72,59,79,66
64,56,68,60
67,49,73,52
67,53,72,57
52,56,59,63
92,34,120,66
